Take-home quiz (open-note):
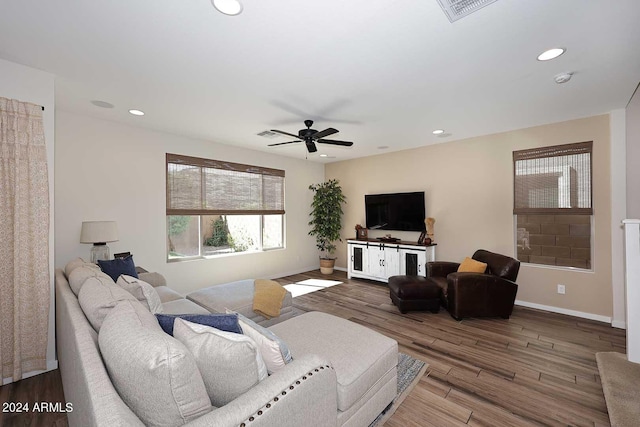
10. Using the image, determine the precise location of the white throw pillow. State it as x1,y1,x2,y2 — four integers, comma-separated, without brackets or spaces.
173,319,267,407
229,310,293,375
117,275,164,314
99,301,212,427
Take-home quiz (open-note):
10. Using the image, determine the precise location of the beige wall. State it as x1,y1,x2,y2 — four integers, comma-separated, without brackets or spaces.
55,111,324,295
327,115,613,317
627,85,640,218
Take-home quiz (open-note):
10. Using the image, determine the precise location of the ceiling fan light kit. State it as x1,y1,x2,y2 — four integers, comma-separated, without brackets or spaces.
268,120,354,154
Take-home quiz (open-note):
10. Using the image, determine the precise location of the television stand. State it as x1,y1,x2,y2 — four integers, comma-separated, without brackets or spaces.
347,239,436,283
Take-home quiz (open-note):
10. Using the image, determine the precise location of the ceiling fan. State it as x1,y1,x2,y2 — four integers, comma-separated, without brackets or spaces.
268,120,354,153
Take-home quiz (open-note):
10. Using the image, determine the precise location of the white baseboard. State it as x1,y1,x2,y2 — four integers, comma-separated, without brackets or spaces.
334,266,348,272
2,359,58,385
515,300,613,324
267,265,320,280
611,320,627,329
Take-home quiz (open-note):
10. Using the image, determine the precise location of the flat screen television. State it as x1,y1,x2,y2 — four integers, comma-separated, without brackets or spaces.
365,192,425,232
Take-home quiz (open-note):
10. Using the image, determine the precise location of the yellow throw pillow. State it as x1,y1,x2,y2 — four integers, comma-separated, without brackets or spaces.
458,257,487,273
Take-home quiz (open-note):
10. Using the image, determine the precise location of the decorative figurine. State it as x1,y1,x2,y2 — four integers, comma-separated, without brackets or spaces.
425,217,435,244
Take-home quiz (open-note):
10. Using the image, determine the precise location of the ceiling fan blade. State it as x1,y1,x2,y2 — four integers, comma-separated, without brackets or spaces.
270,129,301,139
317,139,353,147
305,140,318,153
312,128,338,139
268,140,300,147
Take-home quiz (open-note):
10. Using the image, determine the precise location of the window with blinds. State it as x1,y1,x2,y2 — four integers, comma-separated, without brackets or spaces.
513,142,593,270
166,154,285,215
166,154,285,261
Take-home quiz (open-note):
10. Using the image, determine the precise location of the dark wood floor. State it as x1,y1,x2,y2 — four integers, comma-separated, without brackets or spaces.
0,368,67,427
0,270,624,426
276,270,624,427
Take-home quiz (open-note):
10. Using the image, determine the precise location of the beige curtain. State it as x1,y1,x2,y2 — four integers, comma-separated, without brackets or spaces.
0,97,50,381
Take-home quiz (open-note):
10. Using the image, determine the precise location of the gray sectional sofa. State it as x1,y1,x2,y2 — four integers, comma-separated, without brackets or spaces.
56,259,398,427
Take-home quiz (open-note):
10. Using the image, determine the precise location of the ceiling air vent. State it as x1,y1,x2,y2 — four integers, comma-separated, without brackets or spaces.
436,0,498,22
257,130,281,138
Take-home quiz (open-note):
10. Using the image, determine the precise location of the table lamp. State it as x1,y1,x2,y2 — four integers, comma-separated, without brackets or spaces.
80,221,119,263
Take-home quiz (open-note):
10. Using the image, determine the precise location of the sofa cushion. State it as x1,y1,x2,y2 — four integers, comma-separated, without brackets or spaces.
117,275,163,314
98,255,138,282
68,264,109,296
155,313,242,336
173,319,267,407
64,257,86,278
161,298,210,315
186,279,294,327
99,301,212,427
155,286,184,303
78,276,139,331
232,311,292,375
137,271,167,288
270,311,398,412
457,257,487,274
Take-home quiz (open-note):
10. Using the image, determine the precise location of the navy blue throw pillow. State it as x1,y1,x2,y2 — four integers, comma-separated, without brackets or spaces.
155,313,242,336
97,255,138,282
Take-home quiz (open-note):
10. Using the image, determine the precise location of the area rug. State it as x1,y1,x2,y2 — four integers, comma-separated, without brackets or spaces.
596,351,640,427
369,353,428,427
283,278,343,298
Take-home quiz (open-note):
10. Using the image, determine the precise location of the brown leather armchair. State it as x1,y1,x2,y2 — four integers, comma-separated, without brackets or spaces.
427,249,520,320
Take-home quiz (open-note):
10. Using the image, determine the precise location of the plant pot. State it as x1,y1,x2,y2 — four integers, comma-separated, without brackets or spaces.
320,258,335,275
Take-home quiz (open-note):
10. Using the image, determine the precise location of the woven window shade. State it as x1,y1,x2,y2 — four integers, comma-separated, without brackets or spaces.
513,141,592,215
166,153,285,215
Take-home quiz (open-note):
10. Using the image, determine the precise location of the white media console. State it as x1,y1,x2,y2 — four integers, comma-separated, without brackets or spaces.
347,239,436,283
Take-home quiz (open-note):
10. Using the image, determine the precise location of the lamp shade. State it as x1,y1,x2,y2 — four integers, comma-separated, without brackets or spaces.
80,221,119,244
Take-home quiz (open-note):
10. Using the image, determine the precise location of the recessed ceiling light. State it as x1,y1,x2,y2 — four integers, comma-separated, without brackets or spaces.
432,129,445,135
537,48,565,61
320,154,328,157
211,0,243,16
128,109,145,116
91,100,114,108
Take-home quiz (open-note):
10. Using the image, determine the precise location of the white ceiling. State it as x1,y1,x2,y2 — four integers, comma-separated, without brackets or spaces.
1,0,639,162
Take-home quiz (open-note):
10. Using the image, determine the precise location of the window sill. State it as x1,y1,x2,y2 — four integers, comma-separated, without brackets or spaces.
521,262,594,273
167,247,285,263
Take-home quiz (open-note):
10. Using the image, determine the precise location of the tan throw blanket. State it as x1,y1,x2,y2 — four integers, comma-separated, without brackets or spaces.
253,279,287,319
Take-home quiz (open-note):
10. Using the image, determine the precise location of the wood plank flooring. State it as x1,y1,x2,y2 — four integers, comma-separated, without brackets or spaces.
0,368,67,427
0,269,624,426
275,270,625,427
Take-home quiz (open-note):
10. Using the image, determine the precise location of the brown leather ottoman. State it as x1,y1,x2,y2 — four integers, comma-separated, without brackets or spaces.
388,275,441,314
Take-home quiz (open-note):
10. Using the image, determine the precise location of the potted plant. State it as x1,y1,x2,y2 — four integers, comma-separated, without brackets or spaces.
308,179,347,274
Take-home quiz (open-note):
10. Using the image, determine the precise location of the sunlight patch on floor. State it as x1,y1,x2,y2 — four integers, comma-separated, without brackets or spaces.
284,279,343,297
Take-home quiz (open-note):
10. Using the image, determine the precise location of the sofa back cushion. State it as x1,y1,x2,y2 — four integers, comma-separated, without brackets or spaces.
68,264,110,296
78,276,138,331
472,249,520,282
173,319,267,407
117,275,163,314
99,301,212,427
64,257,86,278
137,271,167,288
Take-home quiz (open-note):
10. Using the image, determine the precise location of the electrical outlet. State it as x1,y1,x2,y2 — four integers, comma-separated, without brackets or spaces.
557,284,566,295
